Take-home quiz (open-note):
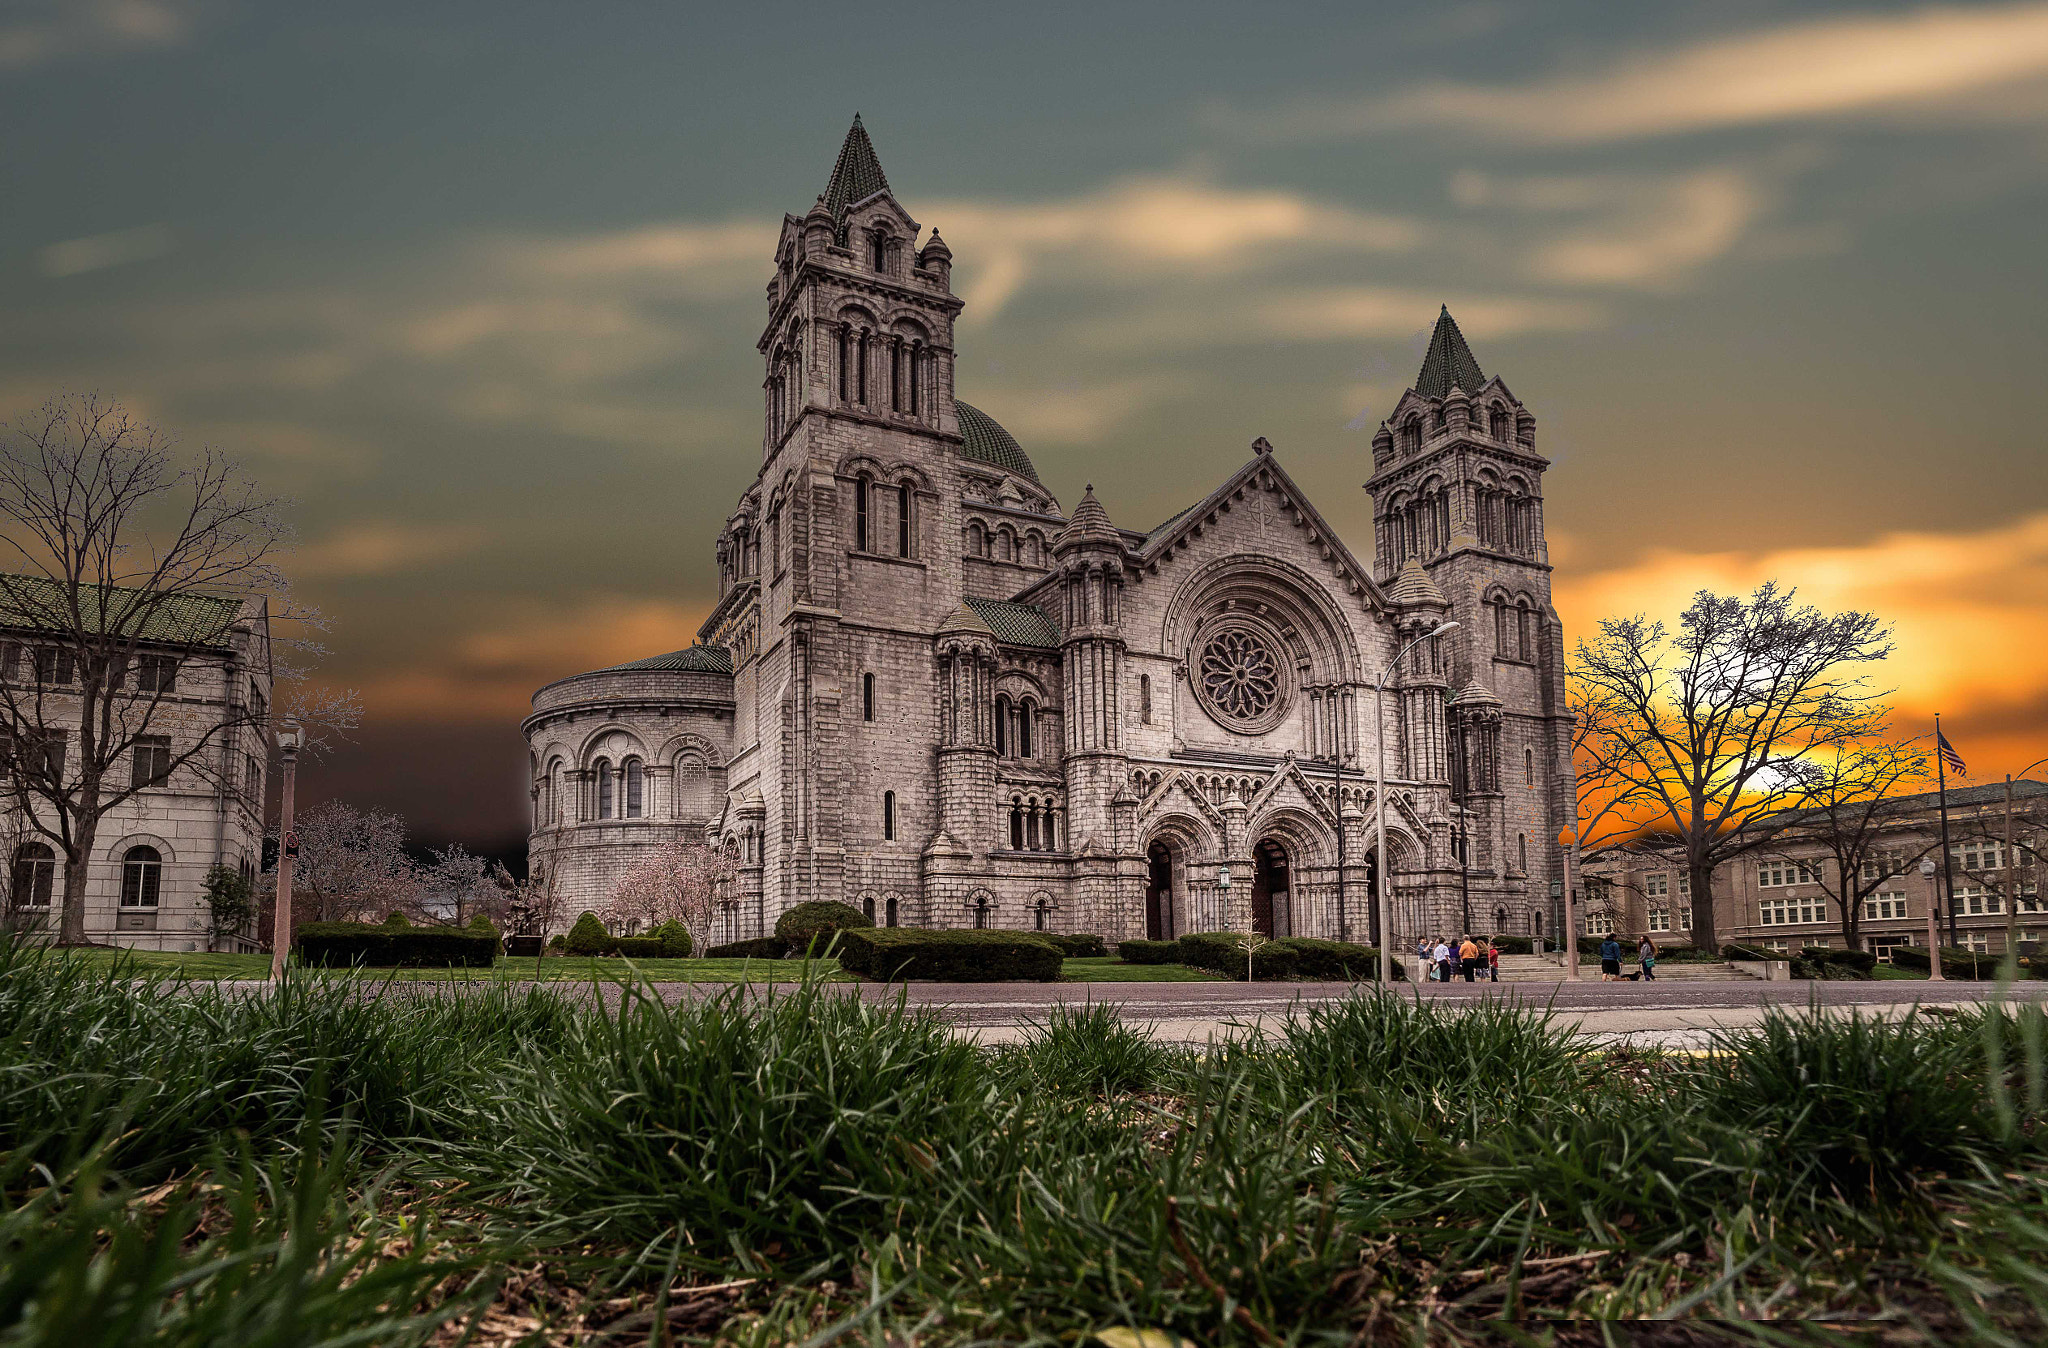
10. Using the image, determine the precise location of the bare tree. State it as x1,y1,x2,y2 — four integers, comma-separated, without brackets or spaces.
1569,583,1892,953
419,842,502,926
1766,733,1937,953
275,799,417,927
0,395,357,944
604,841,738,955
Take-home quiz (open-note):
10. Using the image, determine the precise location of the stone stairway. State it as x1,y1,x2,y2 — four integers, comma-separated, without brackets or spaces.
1428,954,1752,983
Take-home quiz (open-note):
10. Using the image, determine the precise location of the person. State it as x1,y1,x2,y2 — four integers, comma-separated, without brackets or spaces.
1448,937,1464,981
1638,934,1658,981
1433,937,1453,984
1458,934,1481,982
1599,934,1623,981
1417,937,1434,982
1486,938,1500,983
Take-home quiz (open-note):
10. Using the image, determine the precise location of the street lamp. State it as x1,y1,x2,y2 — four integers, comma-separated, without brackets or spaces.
269,722,303,983
1919,856,1945,982
1375,620,1459,986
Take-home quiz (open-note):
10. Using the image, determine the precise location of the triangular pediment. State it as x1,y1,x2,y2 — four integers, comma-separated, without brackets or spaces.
1136,770,1231,843
1246,757,1337,826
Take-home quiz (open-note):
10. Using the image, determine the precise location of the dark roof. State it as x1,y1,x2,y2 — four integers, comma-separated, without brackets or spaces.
0,573,245,649
821,114,891,233
966,598,1060,648
1142,501,1203,546
1761,779,2048,828
1413,305,1487,400
955,401,1042,484
602,644,734,675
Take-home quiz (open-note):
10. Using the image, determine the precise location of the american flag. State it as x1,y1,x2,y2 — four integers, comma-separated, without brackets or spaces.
1937,730,1967,777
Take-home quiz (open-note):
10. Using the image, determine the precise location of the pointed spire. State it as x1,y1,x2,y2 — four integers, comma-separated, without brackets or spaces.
1056,484,1120,551
1388,557,1447,607
821,114,892,231
1414,304,1486,400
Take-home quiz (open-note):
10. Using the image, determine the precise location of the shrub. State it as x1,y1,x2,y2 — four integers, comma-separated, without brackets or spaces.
650,920,693,958
836,928,1061,982
383,911,411,928
1723,943,1778,961
774,900,873,956
609,936,671,958
1792,947,1877,980
1271,937,1401,981
295,922,496,969
545,934,566,953
1484,934,1534,955
1176,931,1301,982
1891,944,2019,980
564,912,610,955
1116,939,1180,965
707,937,787,960
1034,932,1107,958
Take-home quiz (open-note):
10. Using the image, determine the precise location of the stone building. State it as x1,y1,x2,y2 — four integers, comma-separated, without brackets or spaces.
1582,780,2048,959
523,118,1575,947
1,580,272,951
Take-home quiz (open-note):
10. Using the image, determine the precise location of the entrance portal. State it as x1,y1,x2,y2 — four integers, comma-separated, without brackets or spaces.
1251,839,1289,938
1145,841,1176,940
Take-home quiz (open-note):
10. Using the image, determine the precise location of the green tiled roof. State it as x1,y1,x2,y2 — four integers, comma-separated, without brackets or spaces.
0,573,245,648
1414,305,1486,400
966,598,1059,648
822,114,891,233
604,644,734,675
1142,501,1203,547
955,401,1042,484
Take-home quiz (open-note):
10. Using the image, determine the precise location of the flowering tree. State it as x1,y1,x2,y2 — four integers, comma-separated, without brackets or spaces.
273,799,419,925
604,841,738,955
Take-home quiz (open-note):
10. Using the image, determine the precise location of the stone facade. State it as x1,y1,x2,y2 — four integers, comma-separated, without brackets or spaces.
522,119,1575,949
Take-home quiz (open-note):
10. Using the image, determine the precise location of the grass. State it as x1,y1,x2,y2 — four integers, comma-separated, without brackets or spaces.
1060,955,1224,981
12,932,2048,1342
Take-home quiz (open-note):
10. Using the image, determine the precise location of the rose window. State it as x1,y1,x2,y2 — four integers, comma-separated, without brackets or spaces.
1199,629,1281,725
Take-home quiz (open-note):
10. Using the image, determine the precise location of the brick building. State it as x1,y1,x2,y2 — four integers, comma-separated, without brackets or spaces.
523,119,1574,946
1582,780,2048,959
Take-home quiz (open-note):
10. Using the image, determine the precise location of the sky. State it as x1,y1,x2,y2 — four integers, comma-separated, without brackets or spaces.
4,0,2047,856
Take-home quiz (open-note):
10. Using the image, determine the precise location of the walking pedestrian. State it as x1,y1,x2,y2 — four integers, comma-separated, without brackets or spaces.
1458,934,1481,982
1486,938,1500,982
1433,937,1453,984
1638,934,1658,981
1599,934,1623,981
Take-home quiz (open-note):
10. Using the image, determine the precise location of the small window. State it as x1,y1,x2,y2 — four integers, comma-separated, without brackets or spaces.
9,843,55,908
885,895,899,927
244,752,262,802
898,483,912,557
1524,746,1534,785
1018,703,1034,759
1141,673,1152,724
121,845,162,908
855,477,870,552
883,790,896,841
34,646,75,685
1519,833,1527,872
862,672,876,722
870,233,888,271
624,759,644,818
1011,802,1024,850
862,895,876,922
596,759,614,819
131,736,172,788
995,695,1010,756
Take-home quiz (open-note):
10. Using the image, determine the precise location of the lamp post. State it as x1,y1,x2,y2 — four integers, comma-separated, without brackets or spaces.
1919,856,1945,981
1375,620,1459,986
268,722,303,983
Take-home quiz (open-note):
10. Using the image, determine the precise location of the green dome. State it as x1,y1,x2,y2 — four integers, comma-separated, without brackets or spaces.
955,401,1041,485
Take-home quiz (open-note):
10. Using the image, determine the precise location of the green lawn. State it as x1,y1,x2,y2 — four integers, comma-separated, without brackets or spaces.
70,948,1223,983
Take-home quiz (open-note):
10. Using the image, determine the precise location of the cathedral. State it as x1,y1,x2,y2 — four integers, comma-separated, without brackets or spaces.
524,118,1571,949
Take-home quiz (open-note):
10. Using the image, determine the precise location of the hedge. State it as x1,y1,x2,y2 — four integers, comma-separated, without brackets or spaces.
1176,932,1300,982
608,936,672,959
649,920,693,958
1272,937,1401,982
775,900,873,956
1034,933,1106,958
1116,939,1181,965
836,928,1062,982
296,922,497,968
564,912,610,955
1889,945,2042,980
1722,943,1777,962
1792,947,1877,980
706,937,787,961
1483,935,1535,955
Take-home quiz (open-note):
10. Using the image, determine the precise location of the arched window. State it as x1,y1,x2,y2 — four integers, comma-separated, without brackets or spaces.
994,695,1010,756
1517,602,1536,661
1519,832,1528,873
973,894,991,929
121,845,162,908
1026,800,1041,850
1010,799,1025,850
624,758,644,818
870,232,888,271
862,672,876,722
9,843,55,908
1489,405,1509,439
862,894,876,922
897,483,912,557
856,332,869,405
908,343,923,416
1493,597,1510,656
885,895,899,927
967,521,985,556
854,476,870,552
1401,415,1421,453
595,759,614,819
837,326,851,401
1525,745,1535,785
1034,897,1051,931
1018,701,1034,759
882,790,896,841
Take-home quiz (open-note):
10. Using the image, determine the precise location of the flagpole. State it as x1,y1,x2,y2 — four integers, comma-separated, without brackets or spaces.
1937,713,1959,951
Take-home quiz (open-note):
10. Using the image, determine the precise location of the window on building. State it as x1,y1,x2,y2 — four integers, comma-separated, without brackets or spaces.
8,843,55,908
994,695,1010,756
870,233,888,271
1955,840,2007,871
1141,673,1152,724
898,483,912,557
624,759,644,818
1962,934,1992,955
244,752,262,803
135,653,178,694
120,845,162,908
2018,883,2043,913
973,894,991,929
131,736,172,788
1952,884,2004,916
1758,859,1822,887
596,759,614,819
883,790,896,841
1760,896,1827,925
1018,702,1034,758
854,477,870,552
1518,604,1536,661
1518,833,1527,873
1010,801,1024,850
862,672,876,722
1644,873,1669,900
1647,909,1671,932
1860,850,1908,883
1864,893,1910,921
837,327,850,401
1524,746,1533,785
250,682,267,733
885,895,899,927
862,895,876,923
1585,911,1615,935
1026,805,1040,850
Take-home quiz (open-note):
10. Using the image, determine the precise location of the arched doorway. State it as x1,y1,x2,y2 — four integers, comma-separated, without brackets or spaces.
1146,840,1177,940
1251,838,1289,938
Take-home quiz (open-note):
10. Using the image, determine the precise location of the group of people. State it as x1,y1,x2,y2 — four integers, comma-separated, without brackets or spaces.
1599,934,1659,981
1418,936,1499,982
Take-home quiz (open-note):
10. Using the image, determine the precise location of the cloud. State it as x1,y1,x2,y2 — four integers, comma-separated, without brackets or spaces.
0,1,195,70
37,223,177,277
970,374,1197,444
929,176,1421,322
1255,2,2048,144
1555,512,2048,757
498,220,771,280
291,522,491,579
1526,168,1770,288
